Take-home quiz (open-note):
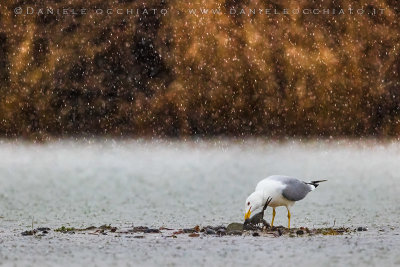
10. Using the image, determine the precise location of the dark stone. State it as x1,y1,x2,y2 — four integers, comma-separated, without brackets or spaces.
131,226,149,232
37,227,51,232
227,230,243,236
296,230,304,235
144,229,160,233
252,232,260,237
217,228,226,236
357,227,368,231
21,230,37,236
277,229,283,236
213,225,226,231
243,223,258,230
205,228,216,235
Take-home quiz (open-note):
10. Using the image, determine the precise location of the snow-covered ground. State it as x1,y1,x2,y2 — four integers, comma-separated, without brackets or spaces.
0,139,399,266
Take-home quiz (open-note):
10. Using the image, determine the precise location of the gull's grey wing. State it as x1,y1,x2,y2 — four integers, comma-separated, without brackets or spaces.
271,176,312,201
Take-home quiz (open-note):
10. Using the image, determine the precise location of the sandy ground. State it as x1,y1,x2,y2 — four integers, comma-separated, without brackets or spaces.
0,139,400,266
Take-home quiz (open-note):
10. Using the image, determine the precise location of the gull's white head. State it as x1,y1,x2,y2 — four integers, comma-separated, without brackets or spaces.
244,191,264,220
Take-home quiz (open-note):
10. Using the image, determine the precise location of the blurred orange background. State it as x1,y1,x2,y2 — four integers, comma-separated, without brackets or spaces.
0,0,399,138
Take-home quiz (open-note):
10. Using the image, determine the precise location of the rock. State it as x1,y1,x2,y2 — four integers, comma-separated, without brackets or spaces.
21,230,37,236
205,228,216,235
37,227,51,232
131,226,149,232
226,223,243,232
277,229,283,236
204,225,225,231
54,226,76,233
243,223,258,231
144,229,160,233
204,225,215,231
159,227,173,230
188,233,200,237
252,232,260,237
213,225,226,231
296,230,304,235
99,225,115,230
357,227,367,231
217,228,226,236
227,230,242,236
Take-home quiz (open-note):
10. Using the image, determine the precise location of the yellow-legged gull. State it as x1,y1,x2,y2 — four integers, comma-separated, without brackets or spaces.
244,175,327,229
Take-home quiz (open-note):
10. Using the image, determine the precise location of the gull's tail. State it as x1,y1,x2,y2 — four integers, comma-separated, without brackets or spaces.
306,180,327,190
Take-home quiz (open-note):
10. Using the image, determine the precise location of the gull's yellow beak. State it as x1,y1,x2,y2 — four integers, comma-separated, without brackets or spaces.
244,208,251,220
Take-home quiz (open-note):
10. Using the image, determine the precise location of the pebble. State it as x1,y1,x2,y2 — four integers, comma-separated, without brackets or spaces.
130,226,149,233
227,230,242,236
277,229,283,236
226,223,243,232
144,229,160,233
21,230,37,236
217,229,226,236
21,228,50,236
36,227,51,232
206,228,216,235
188,233,200,237
296,230,304,235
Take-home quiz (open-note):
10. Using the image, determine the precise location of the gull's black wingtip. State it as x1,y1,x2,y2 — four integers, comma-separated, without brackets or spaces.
307,180,327,188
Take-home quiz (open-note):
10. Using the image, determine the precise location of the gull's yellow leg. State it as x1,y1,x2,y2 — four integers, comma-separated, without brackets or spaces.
287,208,291,229
271,208,276,227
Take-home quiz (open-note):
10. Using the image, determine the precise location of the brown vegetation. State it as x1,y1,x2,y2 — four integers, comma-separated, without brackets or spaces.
0,0,399,138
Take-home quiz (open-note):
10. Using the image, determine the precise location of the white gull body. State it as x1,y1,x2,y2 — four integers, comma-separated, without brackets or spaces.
255,177,296,208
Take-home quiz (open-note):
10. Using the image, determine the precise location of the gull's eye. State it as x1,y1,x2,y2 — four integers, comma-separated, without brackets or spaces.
247,202,250,206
